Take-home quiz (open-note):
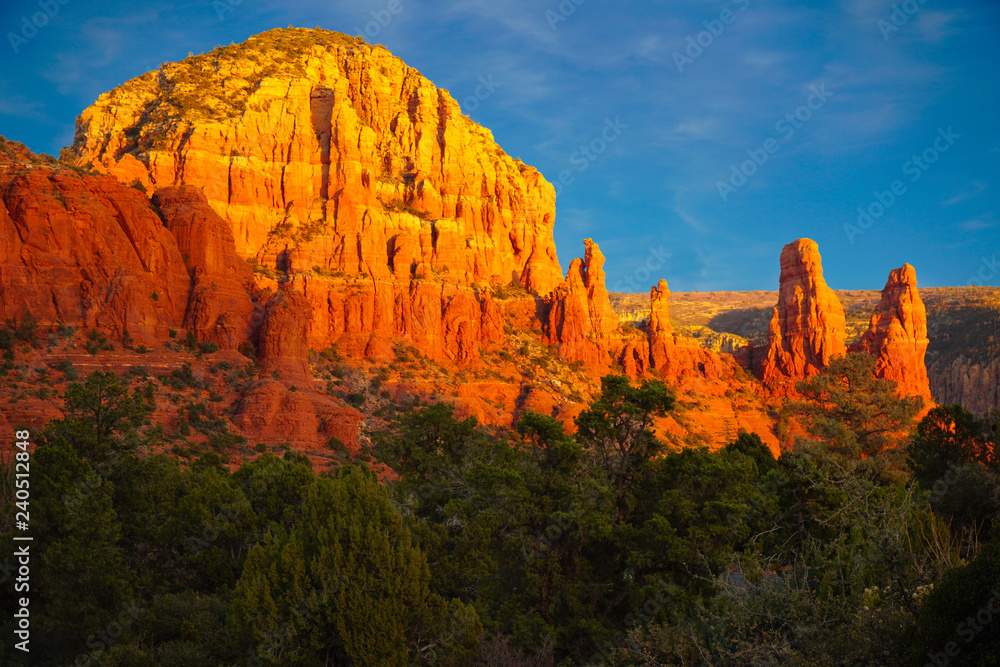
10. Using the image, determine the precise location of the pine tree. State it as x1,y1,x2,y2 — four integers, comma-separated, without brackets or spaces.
793,353,922,458
232,466,435,666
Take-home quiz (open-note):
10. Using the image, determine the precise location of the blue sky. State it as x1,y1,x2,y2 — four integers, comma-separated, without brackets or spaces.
1,0,998,291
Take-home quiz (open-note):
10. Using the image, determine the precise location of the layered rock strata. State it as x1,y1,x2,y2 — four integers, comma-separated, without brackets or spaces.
70,28,563,365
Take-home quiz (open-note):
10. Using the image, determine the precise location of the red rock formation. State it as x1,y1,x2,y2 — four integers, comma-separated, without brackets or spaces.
152,185,255,349
757,239,847,392
648,279,674,373
850,264,931,401
257,288,313,383
545,239,618,366
583,240,618,337
70,28,565,366
233,381,362,448
0,167,190,344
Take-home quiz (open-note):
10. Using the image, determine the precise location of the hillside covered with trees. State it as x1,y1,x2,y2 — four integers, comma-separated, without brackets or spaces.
3,356,1000,666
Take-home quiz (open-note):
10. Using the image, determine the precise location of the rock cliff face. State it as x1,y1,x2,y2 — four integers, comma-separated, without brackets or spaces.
929,357,1000,415
756,239,847,392
849,264,931,400
151,185,255,350
0,166,191,345
648,279,674,373
257,288,313,382
70,28,562,366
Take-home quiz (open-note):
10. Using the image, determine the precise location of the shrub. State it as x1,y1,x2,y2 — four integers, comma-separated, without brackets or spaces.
56,359,78,381
160,363,204,390
10,312,39,347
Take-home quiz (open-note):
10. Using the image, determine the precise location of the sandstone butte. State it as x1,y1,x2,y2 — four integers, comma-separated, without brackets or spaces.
0,29,930,459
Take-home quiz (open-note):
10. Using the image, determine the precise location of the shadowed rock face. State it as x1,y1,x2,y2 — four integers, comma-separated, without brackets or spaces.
0,167,192,345
850,264,931,400
152,185,255,350
757,238,847,392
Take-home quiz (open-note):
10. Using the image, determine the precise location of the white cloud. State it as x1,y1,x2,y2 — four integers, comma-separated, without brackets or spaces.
915,10,963,43
959,216,997,232
942,181,988,207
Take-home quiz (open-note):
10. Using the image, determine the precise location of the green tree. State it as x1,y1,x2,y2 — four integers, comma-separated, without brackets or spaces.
5,441,133,663
906,404,995,488
911,523,1000,666
232,466,453,666
48,370,156,460
793,353,923,458
574,375,675,522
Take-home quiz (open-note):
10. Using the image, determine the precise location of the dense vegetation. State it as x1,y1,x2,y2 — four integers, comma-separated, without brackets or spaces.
2,355,1000,665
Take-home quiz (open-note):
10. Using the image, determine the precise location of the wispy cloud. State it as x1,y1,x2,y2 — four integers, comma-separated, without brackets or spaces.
959,215,997,232
915,10,964,43
942,181,988,206
0,94,50,123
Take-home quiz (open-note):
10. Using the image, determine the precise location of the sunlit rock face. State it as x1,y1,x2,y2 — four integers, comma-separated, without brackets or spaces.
756,238,847,394
71,28,563,363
